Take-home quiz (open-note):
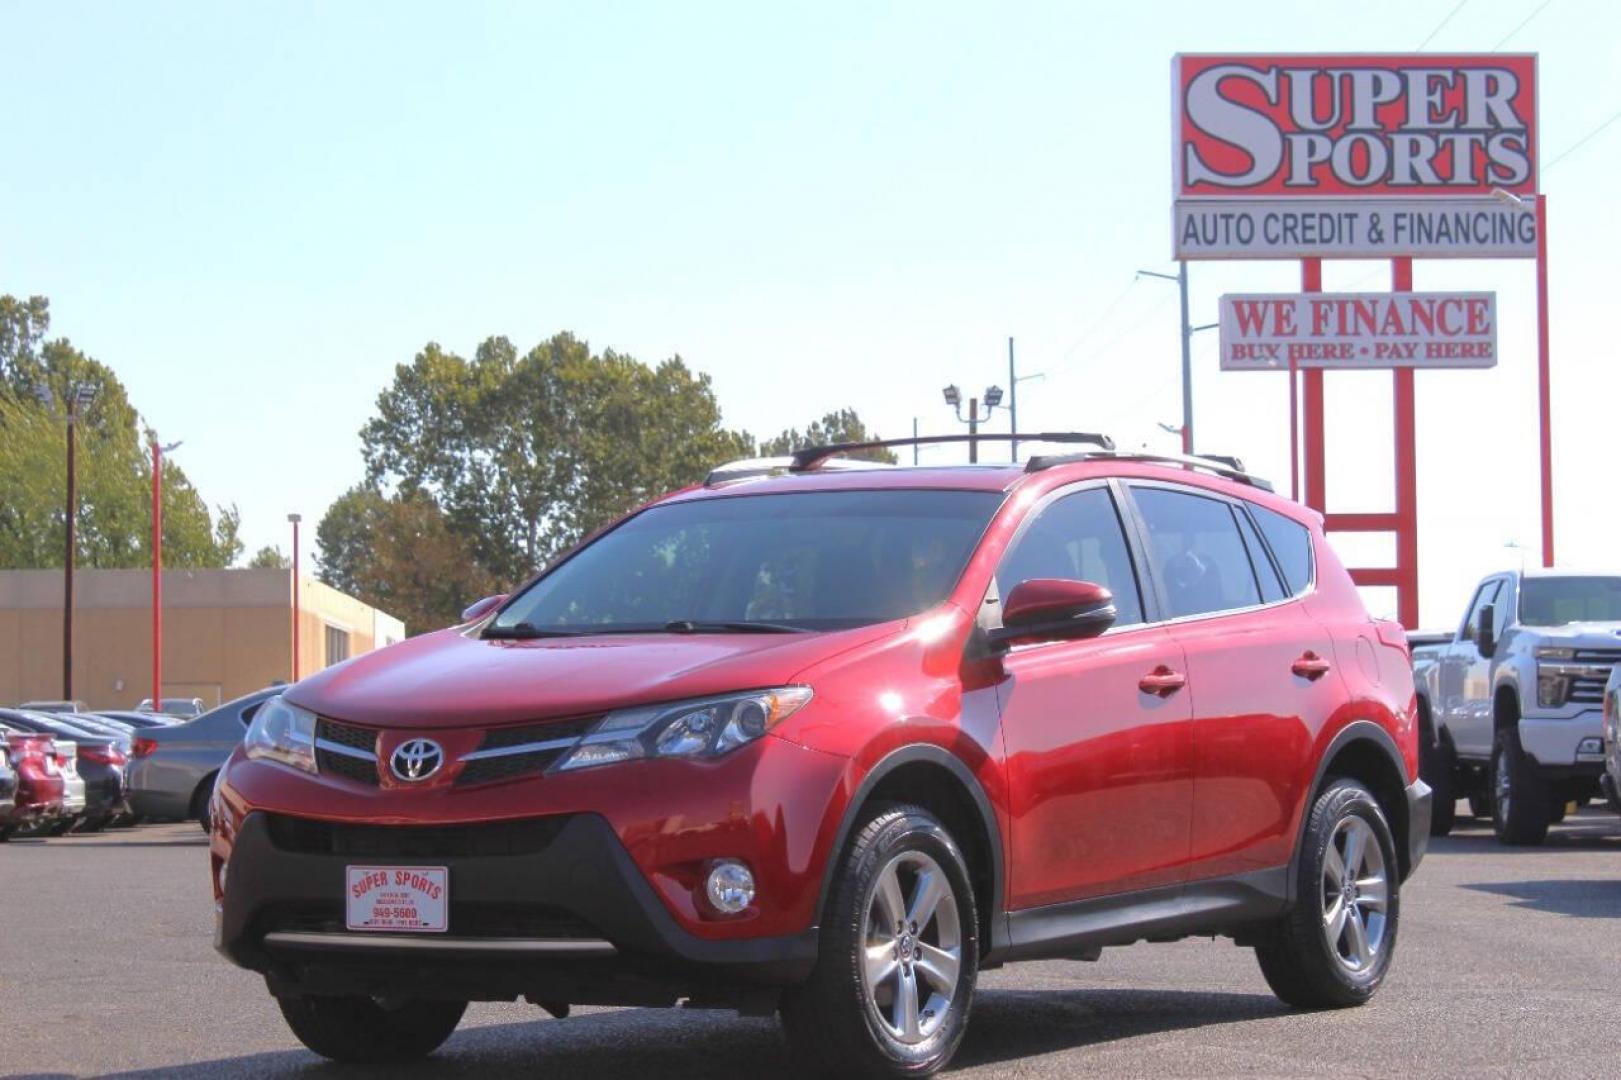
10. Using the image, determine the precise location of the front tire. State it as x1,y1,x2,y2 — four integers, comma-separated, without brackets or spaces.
1419,719,1455,837
1255,778,1399,1009
780,804,978,1078
1492,728,1550,846
276,994,466,1063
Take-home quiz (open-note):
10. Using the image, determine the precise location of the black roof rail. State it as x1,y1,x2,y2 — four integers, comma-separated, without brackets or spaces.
1024,450,1274,492
789,432,1115,471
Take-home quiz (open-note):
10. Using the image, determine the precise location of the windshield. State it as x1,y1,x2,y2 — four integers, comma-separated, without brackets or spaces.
1519,576,1621,626
490,489,1004,635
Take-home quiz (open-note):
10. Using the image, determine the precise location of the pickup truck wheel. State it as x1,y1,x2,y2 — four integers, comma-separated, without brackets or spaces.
1255,778,1399,1009
276,994,466,1062
1468,793,1491,819
779,803,978,1078
1420,732,1455,837
1492,729,1550,846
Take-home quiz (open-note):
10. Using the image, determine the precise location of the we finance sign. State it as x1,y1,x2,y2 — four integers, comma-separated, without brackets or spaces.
1218,292,1498,371
1173,55,1538,259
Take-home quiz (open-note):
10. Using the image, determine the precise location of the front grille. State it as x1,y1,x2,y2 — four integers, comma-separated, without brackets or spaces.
1573,647,1621,663
265,812,570,858
262,900,599,940
455,716,601,787
1569,675,1608,704
315,718,379,786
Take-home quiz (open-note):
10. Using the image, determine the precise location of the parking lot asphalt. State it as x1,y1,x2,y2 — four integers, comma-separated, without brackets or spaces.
2,809,1618,1080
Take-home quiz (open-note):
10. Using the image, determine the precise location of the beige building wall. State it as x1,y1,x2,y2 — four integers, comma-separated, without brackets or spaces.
0,569,406,711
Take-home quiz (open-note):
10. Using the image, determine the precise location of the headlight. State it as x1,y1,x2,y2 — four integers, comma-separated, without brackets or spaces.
553,688,813,773
1535,646,1575,660
244,698,317,774
1537,670,1570,708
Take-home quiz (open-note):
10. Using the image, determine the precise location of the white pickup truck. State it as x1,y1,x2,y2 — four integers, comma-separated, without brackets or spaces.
1412,569,1621,845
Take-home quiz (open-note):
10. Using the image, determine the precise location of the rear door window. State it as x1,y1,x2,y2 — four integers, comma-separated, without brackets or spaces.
1130,486,1264,619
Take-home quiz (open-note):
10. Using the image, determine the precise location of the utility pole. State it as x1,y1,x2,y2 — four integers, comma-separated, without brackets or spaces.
1006,336,1044,463
968,397,980,463
38,383,96,701
1137,263,1210,455
912,417,919,465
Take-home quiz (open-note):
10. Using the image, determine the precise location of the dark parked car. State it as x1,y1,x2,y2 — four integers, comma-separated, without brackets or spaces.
0,737,16,832
0,711,129,831
0,724,66,839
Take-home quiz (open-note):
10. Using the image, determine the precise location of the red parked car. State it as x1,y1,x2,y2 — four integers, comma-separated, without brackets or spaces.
211,435,1429,1077
0,725,67,840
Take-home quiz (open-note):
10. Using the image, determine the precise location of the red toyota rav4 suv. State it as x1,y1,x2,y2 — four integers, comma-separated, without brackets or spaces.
211,436,1429,1077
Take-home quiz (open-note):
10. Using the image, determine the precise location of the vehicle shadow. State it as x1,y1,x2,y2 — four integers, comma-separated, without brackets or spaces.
1460,879,1621,918
1428,809,1621,854
8,988,1283,1079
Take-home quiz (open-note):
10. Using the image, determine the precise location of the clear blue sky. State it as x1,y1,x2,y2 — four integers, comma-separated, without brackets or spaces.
4,1,1617,625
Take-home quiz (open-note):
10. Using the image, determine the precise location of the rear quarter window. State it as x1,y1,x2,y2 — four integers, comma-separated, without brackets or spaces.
1252,505,1315,597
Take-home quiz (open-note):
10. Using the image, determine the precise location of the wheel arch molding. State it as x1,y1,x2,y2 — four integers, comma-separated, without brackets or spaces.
815,744,1009,962
1295,720,1418,891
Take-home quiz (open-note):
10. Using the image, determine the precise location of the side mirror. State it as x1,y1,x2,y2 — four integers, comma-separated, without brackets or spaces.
1477,603,1496,658
460,594,508,624
988,579,1116,650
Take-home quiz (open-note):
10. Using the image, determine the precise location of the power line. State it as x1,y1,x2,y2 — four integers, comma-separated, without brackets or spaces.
1492,0,1553,49
1416,0,1470,49
1050,277,1141,368
1544,106,1621,172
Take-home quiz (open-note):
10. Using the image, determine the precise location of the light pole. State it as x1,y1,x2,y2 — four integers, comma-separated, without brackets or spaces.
36,382,96,701
941,383,1004,463
288,513,302,682
150,439,182,710
1136,263,1215,455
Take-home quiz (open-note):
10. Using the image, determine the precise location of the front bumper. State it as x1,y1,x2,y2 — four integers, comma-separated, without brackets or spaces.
215,810,817,1005
1521,710,1606,769
1403,779,1431,878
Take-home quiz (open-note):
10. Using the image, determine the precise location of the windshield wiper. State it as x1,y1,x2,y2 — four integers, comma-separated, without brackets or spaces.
662,620,809,634
483,622,585,640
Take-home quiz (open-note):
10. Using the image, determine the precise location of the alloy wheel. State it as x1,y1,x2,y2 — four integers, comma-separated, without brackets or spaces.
1320,815,1388,973
861,850,962,1045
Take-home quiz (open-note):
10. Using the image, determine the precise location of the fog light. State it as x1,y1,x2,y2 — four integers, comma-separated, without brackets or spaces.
705,860,755,914
1577,737,1603,756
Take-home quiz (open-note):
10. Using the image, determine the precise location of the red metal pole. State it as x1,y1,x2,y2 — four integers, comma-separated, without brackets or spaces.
1288,358,1300,501
1300,259,1325,512
1392,258,1419,629
1536,194,1554,567
151,443,163,708
290,516,301,681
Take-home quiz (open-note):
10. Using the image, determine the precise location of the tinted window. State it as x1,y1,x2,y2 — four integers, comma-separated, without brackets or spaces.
1462,580,1502,640
997,487,1145,626
1234,508,1287,603
1252,505,1314,596
494,490,1004,633
1132,487,1262,618
1519,577,1621,626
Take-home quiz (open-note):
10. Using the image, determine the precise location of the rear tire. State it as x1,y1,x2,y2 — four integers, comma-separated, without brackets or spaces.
1255,778,1399,1009
191,774,216,832
276,994,466,1063
780,803,979,1078
1419,720,1455,837
1492,728,1550,846
1468,792,1491,819
0,825,15,842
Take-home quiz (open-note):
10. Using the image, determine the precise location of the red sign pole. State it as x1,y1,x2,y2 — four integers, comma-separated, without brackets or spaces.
1392,258,1419,628
1301,259,1325,513
151,443,163,708
1536,194,1554,567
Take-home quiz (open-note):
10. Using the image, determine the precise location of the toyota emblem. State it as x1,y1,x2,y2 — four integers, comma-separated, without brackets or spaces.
390,738,445,782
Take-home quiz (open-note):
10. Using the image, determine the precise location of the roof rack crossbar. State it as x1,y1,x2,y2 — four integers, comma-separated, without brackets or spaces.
1024,450,1274,492
790,432,1115,472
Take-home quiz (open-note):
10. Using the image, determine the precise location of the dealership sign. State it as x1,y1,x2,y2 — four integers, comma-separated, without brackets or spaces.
1218,292,1498,370
1174,54,1538,258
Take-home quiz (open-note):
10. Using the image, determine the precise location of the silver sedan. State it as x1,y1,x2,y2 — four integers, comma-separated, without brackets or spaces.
128,687,282,828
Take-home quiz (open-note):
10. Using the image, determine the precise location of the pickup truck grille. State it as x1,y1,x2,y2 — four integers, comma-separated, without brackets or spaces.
1568,674,1610,704
1572,647,1621,664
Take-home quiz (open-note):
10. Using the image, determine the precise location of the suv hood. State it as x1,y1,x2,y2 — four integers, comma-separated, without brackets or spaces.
286,623,898,729
1520,624,1621,649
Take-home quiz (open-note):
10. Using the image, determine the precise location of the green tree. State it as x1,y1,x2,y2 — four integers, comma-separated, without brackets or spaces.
361,333,750,581
0,295,242,570
757,408,899,463
315,485,498,632
248,544,290,569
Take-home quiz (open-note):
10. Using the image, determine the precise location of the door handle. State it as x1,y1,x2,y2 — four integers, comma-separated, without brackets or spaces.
1292,651,1332,680
1138,666,1186,697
